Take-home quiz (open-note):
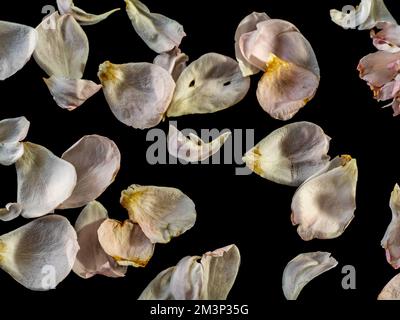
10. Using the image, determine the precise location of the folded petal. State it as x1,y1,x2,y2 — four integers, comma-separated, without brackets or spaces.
153,47,189,81
0,215,79,291
0,203,22,222
372,23,400,53
167,53,250,117
291,155,358,241
73,201,127,278
120,184,196,243
98,61,175,129
125,0,186,53
378,273,400,300
243,122,331,186
282,252,338,300
60,135,120,209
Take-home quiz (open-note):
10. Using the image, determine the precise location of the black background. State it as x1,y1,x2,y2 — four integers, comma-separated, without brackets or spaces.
1,0,400,312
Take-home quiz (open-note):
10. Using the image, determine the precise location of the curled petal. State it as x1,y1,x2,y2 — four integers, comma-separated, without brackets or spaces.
98,219,154,267
378,273,400,300
168,124,231,162
167,53,250,117
44,76,101,111
0,203,22,222
153,48,189,81
372,23,400,53
0,215,79,291
73,201,127,278
243,122,331,186
120,184,196,243
282,252,338,300
291,155,358,241
34,12,89,78
60,135,120,209
125,0,186,53
98,61,175,129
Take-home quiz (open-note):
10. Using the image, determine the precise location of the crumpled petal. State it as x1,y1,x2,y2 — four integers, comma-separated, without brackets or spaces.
98,219,154,267
234,12,270,76
378,273,400,299
0,116,30,166
73,201,127,278
125,0,186,53
98,61,175,129
282,252,338,300
153,47,189,81
0,203,22,222
57,0,120,26
330,0,397,30
34,12,89,78
59,135,120,209
291,155,358,241
139,245,241,300
166,53,250,117
168,124,231,162
243,122,331,187
372,23,400,53
120,184,196,243
44,76,102,111
0,215,79,291
0,21,37,80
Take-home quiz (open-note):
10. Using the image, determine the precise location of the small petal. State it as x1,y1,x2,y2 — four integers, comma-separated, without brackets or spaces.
0,215,79,291
243,122,331,186
0,203,22,222
120,184,196,243
166,53,250,117
60,135,121,209
98,61,175,129
153,48,189,81
98,219,154,267
125,0,186,53
372,23,400,53
378,273,400,300
291,155,358,241
282,252,338,300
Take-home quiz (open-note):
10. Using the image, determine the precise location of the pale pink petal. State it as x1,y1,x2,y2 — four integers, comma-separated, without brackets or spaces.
379,273,400,299
372,23,400,53
153,47,189,81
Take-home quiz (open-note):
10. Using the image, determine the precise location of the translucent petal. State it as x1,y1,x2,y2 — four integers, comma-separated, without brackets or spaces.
153,47,189,81
372,23,400,53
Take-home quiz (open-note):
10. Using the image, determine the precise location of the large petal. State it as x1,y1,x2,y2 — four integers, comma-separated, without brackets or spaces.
153,48,189,81
125,0,185,53
0,215,79,291
282,252,338,300
372,23,400,53
378,273,400,300
243,122,331,186
98,61,175,129
167,53,250,117
120,184,196,243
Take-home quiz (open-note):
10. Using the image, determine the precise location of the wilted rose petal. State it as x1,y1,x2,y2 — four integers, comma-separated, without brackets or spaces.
120,184,196,243
282,252,338,300
168,124,231,162
330,0,397,30
378,273,400,300
243,122,331,186
73,201,127,278
153,48,189,81
167,53,250,117
98,61,175,129
125,0,185,53
57,0,120,26
291,155,358,241
60,135,120,209
98,219,154,267
372,23,400,52
0,203,22,222
0,215,79,291
139,245,241,300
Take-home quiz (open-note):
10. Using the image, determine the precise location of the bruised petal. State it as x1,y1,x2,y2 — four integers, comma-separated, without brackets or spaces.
153,48,189,81
0,215,79,291
282,252,338,300
291,155,358,241
372,23,400,53
378,273,400,300
98,61,175,129
167,53,250,117
120,184,196,243
0,21,37,80
0,203,22,222
125,0,185,53
60,135,120,209
243,122,331,186
44,76,101,111
98,219,154,267
168,124,231,162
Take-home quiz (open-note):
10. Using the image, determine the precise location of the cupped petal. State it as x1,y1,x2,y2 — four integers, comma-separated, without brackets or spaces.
378,273,400,300
243,122,331,186
282,252,338,300
291,155,358,241
0,203,22,222
0,215,79,291
153,48,189,81
98,219,154,267
98,61,175,129
60,135,120,209
120,184,196,243
0,116,30,165
372,23,400,53
166,53,250,117
125,0,186,53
